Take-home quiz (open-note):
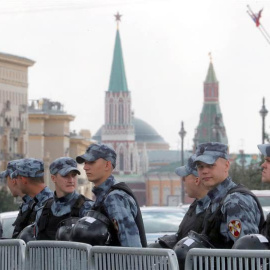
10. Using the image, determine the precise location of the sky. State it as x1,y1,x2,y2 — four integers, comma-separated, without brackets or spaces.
0,0,270,154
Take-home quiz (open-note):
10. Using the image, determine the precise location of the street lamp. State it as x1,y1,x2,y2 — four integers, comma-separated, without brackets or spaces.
259,97,268,144
178,121,186,204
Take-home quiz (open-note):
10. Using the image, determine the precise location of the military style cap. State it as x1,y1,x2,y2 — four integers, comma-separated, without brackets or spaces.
12,158,44,178
50,157,80,176
175,154,198,177
76,143,116,168
258,144,270,157
0,160,20,179
194,142,229,165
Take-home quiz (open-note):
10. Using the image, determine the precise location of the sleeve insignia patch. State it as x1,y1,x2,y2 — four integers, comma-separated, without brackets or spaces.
228,220,241,238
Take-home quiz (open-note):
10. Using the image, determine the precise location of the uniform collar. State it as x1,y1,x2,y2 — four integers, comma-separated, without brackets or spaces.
207,177,236,203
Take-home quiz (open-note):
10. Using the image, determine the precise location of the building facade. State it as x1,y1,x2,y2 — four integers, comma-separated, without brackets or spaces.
0,52,35,172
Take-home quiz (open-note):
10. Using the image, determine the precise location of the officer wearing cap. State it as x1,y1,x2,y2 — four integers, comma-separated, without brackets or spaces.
257,144,270,239
0,159,35,238
194,142,264,248
12,158,53,233
149,154,210,249
34,157,94,240
76,143,147,247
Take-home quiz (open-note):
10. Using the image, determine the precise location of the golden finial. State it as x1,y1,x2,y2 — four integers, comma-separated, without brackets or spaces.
114,12,122,29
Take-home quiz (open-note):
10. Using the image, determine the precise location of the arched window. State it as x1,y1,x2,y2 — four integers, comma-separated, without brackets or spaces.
130,153,133,171
109,102,113,124
119,100,124,124
119,152,124,171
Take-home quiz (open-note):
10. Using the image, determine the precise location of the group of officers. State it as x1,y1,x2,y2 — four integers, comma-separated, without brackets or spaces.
1,141,270,266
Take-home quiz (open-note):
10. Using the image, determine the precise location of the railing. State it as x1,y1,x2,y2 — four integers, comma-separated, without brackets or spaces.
90,246,179,270
0,240,179,270
185,248,270,270
25,241,92,270
0,239,25,270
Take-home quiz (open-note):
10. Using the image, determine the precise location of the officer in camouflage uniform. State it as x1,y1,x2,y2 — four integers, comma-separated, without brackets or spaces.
194,142,264,248
76,143,147,247
0,159,35,238
257,143,270,239
34,157,94,240
149,154,210,248
11,158,53,234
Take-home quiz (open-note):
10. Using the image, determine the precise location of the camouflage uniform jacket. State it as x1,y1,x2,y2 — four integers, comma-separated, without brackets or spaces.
203,177,262,247
34,186,54,212
35,191,93,237
92,175,142,247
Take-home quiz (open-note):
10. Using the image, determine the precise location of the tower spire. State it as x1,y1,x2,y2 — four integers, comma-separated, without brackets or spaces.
108,12,128,92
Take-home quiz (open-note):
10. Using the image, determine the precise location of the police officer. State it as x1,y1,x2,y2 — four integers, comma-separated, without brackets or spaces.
149,154,210,248
76,143,147,247
194,142,264,248
12,158,53,234
35,157,94,240
257,143,270,239
0,160,35,238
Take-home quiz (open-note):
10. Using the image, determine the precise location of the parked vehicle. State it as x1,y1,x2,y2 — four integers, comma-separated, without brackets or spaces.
0,211,18,238
140,206,186,244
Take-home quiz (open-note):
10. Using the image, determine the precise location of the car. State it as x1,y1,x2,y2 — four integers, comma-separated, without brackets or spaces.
251,190,270,207
0,211,19,238
140,206,186,245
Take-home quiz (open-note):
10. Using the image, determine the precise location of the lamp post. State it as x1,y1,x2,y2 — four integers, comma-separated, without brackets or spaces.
178,121,186,204
259,97,268,144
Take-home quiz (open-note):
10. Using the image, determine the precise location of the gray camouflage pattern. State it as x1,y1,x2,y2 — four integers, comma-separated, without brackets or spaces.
206,177,261,243
0,159,21,179
194,142,229,164
34,186,54,211
35,191,93,237
92,175,141,247
76,143,116,168
50,157,80,176
21,195,34,213
175,154,198,177
258,144,270,157
12,158,44,178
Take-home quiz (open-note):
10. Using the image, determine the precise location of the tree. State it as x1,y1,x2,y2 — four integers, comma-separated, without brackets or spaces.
229,162,270,190
0,187,18,213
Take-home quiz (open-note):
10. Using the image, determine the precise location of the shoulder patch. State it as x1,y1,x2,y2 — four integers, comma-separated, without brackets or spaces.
228,220,241,238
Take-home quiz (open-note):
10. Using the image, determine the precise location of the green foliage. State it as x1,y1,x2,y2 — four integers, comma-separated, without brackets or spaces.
229,162,270,190
0,187,18,213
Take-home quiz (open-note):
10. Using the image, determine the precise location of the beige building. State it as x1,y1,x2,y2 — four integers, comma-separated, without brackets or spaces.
28,98,94,197
0,52,35,172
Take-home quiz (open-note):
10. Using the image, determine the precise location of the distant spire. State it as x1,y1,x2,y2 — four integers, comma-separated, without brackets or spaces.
205,54,217,83
108,12,128,92
208,52,212,63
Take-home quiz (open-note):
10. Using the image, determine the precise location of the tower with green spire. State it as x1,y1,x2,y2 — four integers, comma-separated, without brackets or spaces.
193,56,228,148
102,13,138,174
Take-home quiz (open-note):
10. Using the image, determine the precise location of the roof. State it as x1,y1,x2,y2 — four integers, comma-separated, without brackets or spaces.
108,29,128,92
205,61,218,83
92,117,167,144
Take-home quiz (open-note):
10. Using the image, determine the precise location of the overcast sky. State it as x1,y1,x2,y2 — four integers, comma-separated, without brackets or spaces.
0,0,270,154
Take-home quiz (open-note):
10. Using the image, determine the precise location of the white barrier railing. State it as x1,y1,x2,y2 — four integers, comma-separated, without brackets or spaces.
185,248,270,270
0,239,26,270
25,240,92,270
90,246,179,270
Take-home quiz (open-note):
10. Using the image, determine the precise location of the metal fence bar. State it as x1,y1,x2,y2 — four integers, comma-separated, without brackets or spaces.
25,241,92,270
0,239,26,270
90,246,179,270
185,248,270,270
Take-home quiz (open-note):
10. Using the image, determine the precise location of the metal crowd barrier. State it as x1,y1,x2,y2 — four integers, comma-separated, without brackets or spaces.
90,246,179,270
0,239,26,270
25,240,92,270
185,248,270,270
